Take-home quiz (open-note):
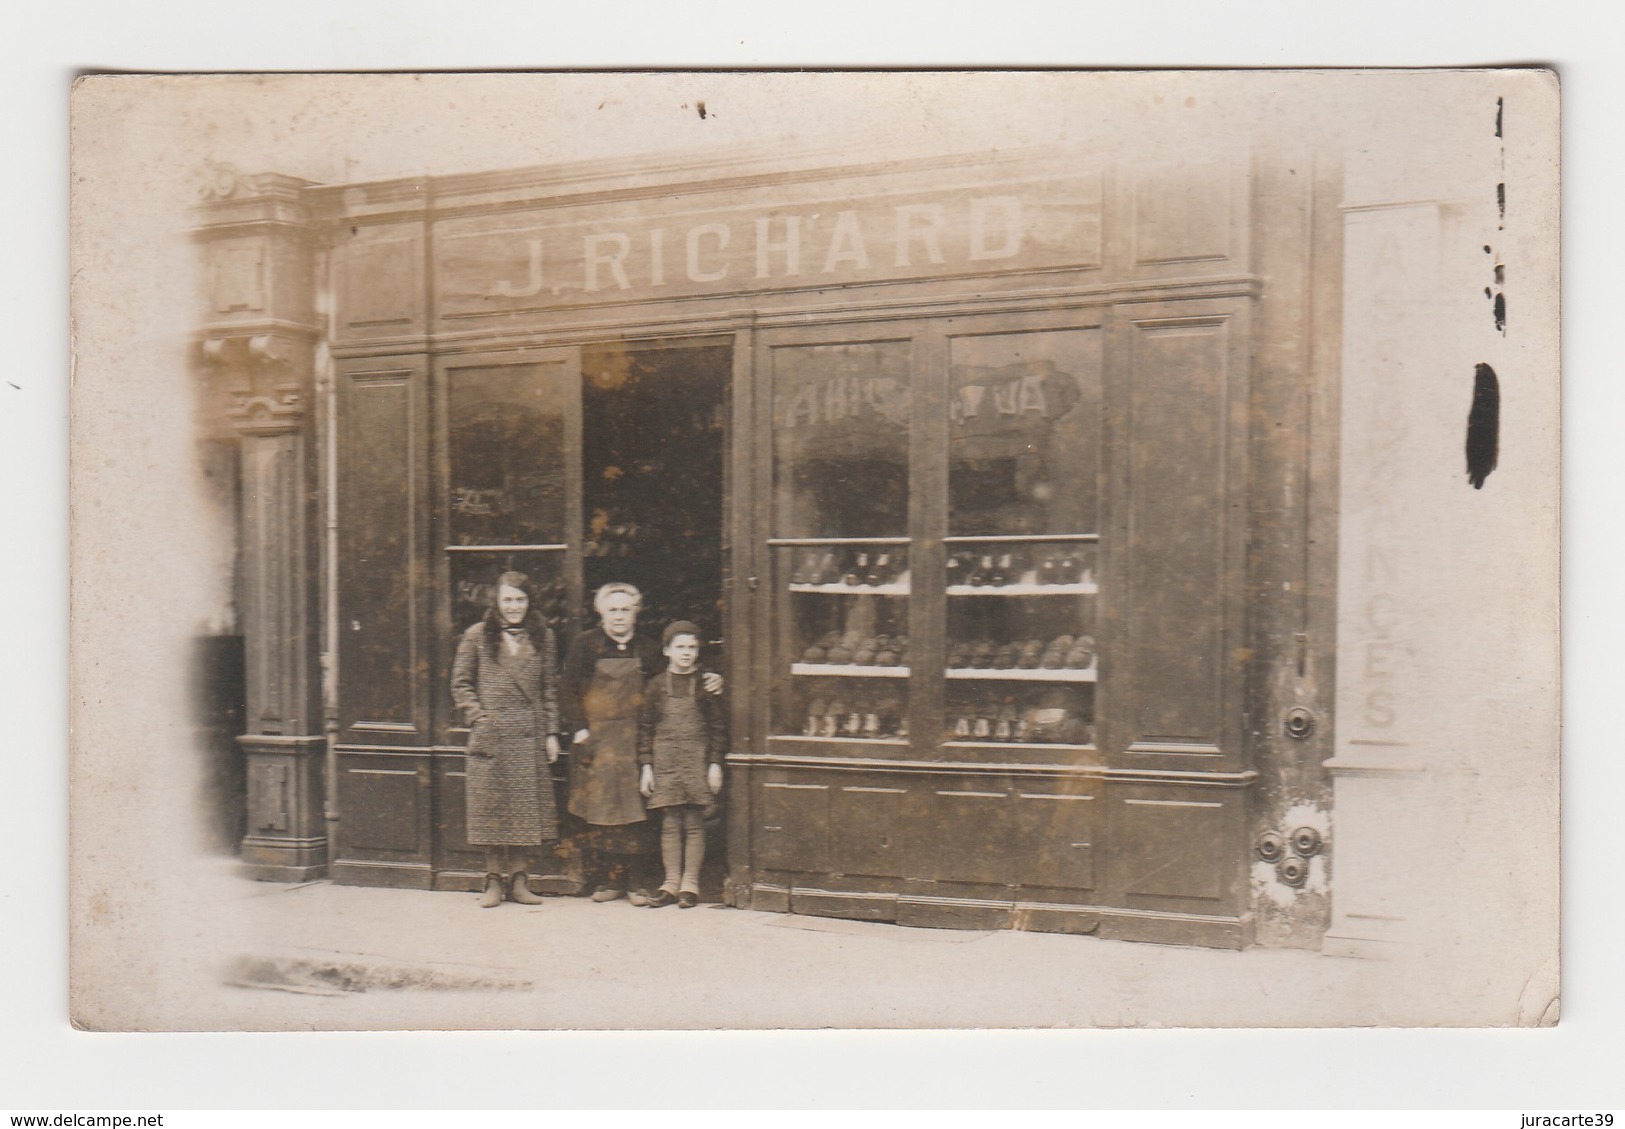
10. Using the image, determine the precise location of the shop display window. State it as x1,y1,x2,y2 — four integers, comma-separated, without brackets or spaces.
764,324,1104,756
772,541,911,743
770,339,913,743
945,328,1102,749
770,340,911,540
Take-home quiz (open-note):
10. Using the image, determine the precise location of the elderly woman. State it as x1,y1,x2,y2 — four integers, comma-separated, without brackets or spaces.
561,582,721,903
451,571,564,909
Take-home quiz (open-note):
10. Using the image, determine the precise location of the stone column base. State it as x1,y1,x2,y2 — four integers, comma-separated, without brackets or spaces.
239,734,328,881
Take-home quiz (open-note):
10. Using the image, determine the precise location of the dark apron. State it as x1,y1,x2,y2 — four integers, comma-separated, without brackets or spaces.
567,654,648,828
647,674,713,809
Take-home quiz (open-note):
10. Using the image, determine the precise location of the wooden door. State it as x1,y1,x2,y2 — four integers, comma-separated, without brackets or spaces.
331,354,436,886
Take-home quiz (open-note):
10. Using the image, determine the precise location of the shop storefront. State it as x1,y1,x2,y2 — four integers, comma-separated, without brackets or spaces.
193,141,1344,950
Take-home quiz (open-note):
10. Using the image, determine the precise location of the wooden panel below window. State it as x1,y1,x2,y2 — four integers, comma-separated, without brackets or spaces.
1011,788,1098,892
334,752,430,862
829,783,905,878
1108,781,1247,917
920,784,1014,886
756,780,831,873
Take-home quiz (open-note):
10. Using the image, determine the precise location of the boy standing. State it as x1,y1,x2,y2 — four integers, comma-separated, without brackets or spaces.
637,621,726,908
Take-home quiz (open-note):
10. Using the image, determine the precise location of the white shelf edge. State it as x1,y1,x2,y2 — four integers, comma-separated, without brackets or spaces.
945,667,1097,682
766,734,910,746
790,663,912,678
946,582,1097,596
787,581,911,595
940,741,1099,752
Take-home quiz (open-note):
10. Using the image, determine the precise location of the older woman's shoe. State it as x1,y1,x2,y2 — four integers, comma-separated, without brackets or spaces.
479,874,504,909
509,873,544,906
645,890,677,908
677,891,698,909
589,885,626,903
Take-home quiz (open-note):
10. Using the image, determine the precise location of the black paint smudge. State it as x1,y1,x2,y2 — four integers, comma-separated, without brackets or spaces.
1497,182,1506,225
1493,291,1506,334
1466,363,1500,489
696,100,708,120
1495,97,1504,138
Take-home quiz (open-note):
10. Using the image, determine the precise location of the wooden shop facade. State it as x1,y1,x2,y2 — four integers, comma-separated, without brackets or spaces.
192,139,1353,951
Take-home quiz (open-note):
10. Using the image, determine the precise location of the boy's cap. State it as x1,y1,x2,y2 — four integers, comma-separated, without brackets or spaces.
662,620,702,646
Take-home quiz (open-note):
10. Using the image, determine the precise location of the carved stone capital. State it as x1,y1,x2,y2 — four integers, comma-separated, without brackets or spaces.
199,331,315,435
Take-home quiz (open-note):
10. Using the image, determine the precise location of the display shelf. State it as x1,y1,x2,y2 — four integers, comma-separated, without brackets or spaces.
941,740,1098,753
945,666,1096,682
788,574,911,596
767,734,909,747
790,662,911,678
947,578,1096,596
942,533,1100,544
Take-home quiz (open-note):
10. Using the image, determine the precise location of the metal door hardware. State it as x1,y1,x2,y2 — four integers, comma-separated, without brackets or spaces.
1291,826,1323,857
1284,706,1317,739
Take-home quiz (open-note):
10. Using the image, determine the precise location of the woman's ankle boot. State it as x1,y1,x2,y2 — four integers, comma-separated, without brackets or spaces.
479,873,504,909
508,872,544,905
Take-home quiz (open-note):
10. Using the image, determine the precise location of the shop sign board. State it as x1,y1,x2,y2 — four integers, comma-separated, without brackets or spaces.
432,162,1106,316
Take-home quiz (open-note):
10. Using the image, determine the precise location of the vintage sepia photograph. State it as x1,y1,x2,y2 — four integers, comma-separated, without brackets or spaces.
67,69,1560,1033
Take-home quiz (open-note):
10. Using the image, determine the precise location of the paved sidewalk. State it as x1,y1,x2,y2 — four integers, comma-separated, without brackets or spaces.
101,861,1452,1032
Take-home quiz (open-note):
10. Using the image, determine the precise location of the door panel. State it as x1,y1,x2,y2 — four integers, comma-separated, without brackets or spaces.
336,357,431,744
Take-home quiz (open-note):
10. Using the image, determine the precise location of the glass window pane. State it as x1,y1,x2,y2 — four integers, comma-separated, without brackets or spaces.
771,341,912,539
948,329,1102,536
772,544,910,744
945,328,1102,750
447,363,568,546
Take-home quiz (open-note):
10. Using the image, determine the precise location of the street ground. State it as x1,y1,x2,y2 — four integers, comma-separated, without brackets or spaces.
72,858,1467,1033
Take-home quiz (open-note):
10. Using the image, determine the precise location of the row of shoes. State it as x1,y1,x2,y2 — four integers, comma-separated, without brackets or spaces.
948,634,1096,670
802,629,911,667
949,709,1096,745
802,697,908,740
790,547,909,587
947,547,1091,587
589,885,699,909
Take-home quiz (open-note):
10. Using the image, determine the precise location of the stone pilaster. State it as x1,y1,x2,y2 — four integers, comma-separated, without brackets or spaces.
193,166,327,880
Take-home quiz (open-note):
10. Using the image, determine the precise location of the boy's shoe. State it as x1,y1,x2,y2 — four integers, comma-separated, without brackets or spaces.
627,888,651,907
646,890,677,908
589,885,626,903
677,891,698,909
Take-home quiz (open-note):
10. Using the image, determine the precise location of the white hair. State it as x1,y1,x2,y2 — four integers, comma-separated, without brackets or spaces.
592,582,643,615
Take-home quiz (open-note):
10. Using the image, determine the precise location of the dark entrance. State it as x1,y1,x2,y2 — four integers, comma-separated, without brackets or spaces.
578,340,733,897
579,342,730,646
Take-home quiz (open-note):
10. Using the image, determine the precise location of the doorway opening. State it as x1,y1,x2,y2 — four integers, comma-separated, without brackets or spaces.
579,341,731,650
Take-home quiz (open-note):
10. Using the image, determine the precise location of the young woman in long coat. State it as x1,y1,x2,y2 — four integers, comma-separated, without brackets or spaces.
451,571,564,908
